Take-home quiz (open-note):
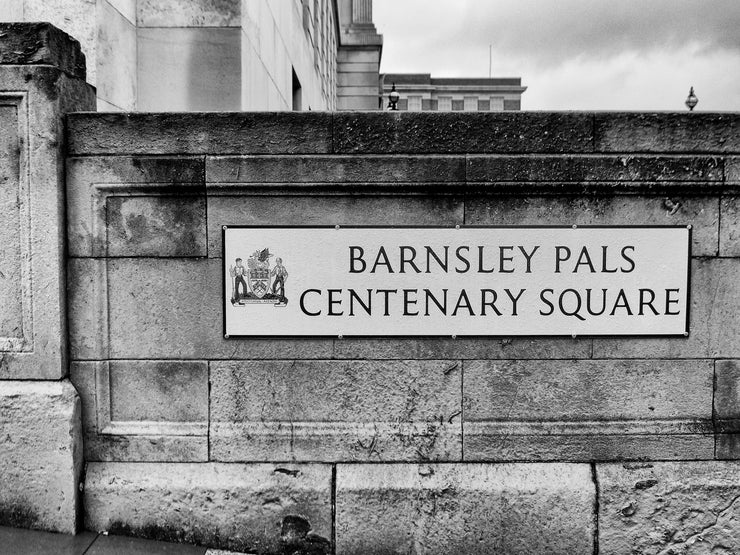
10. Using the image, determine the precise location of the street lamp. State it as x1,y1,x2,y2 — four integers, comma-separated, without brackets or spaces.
388,83,400,111
685,86,698,111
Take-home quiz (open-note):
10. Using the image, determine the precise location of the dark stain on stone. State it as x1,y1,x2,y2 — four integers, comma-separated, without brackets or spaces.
0,503,40,529
107,521,187,544
635,479,658,490
274,467,300,478
280,515,331,555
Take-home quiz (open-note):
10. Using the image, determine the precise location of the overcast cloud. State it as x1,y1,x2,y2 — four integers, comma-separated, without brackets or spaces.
374,0,740,110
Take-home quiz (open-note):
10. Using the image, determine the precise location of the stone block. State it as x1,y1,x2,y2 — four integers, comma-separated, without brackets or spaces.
206,155,466,184
594,113,740,153
106,195,207,257
593,258,740,358
716,434,740,460
466,195,718,256
70,361,208,462
84,462,332,554
720,196,740,256
66,156,205,257
715,360,740,433
67,113,333,155
0,22,86,80
137,27,241,111
331,337,592,360
0,60,94,379
726,157,740,182
0,381,82,534
210,360,462,462
103,258,332,359
467,155,723,184
332,112,595,154
207,195,463,257
597,461,740,554
137,0,241,26
464,359,714,461
67,258,109,360
335,463,595,554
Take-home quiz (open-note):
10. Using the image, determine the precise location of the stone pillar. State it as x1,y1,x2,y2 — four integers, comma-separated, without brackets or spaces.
337,0,383,110
0,22,96,534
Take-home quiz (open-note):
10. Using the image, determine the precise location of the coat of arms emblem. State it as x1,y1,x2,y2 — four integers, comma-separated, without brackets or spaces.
248,248,272,298
229,248,288,307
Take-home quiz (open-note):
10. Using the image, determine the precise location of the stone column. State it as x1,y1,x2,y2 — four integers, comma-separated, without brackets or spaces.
0,22,96,534
337,0,383,110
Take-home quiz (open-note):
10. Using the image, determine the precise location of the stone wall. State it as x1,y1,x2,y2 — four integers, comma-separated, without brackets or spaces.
61,111,740,553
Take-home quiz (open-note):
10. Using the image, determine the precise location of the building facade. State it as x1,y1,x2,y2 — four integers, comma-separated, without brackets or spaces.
380,73,526,111
0,0,383,111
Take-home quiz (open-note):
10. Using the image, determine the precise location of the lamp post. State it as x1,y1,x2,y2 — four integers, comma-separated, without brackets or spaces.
685,86,698,111
388,83,400,111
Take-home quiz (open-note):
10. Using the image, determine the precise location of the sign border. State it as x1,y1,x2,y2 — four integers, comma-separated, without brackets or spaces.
222,225,692,339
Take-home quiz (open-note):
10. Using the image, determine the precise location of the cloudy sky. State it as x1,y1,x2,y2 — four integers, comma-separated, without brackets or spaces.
373,0,740,111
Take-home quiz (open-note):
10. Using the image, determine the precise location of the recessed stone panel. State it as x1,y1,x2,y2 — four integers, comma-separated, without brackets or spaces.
106,195,206,257
210,360,462,461
464,359,714,461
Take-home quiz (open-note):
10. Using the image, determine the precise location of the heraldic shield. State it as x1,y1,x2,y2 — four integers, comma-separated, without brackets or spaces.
248,248,272,299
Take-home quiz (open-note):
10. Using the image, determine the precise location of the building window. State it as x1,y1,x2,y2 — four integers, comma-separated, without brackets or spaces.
292,68,302,111
438,96,452,111
451,99,464,111
408,96,422,111
464,96,478,111
490,97,504,111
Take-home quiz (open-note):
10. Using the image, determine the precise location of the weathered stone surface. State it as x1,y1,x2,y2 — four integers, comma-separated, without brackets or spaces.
0,103,23,348
210,360,462,461
207,195,463,256
594,113,740,153
598,462,740,554
137,0,241,27
102,258,332,359
715,360,740,433
464,359,714,461
66,156,205,257
67,258,108,360
466,155,723,183
106,195,207,257
335,463,595,554
206,155,466,183
593,258,740,358
0,22,86,79
466,195,718,256
720,197,740,256
0,63,95,379
0,381,82,534
715,360,740,459
726,157,740,182
331,337,592,360
332,112,595,154
70,359,209,463
84,462,332,554
716,434,740,460
67,113,333,155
